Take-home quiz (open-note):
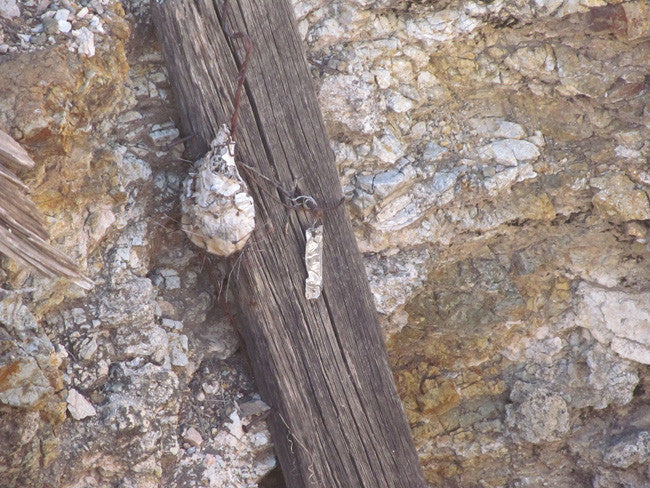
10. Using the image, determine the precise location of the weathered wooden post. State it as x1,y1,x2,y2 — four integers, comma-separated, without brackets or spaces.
151,1,427,486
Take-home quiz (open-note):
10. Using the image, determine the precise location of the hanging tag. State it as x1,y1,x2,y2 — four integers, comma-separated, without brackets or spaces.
304,224,324,300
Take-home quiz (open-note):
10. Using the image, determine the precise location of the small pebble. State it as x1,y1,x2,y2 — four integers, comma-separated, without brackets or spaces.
67,388,97,420
183,427,204,447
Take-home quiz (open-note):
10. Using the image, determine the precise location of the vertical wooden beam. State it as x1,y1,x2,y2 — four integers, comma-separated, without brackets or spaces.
151,1,427,486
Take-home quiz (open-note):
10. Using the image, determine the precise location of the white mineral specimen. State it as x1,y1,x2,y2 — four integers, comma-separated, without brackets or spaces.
478,139,541,166
576,282,650,365
181,125,255,257
0,0,19,19
67,388,97,420
73,27,95,57
54,9,72,34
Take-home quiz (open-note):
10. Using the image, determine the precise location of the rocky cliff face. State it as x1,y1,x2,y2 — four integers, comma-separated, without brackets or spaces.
0,0,648,487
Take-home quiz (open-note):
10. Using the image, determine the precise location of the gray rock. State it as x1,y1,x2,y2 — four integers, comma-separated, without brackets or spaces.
116,324,168,363
0,0,19,19
371,131,406,164
478,139,541,166
319,74,385,135
603,431,650,469
158,268,181,290
506,385,570,443
74,336,98,360
168,332,189,367
422,141,447,161
239,398,270,419
575,282,650,365
0,298,58,408
42,17,60,35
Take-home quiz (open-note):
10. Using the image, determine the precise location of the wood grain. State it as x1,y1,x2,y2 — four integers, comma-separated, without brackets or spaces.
151,1,427,486
0,130,93,290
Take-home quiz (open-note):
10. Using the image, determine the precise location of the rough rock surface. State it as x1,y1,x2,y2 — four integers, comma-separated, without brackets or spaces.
0,0,648,487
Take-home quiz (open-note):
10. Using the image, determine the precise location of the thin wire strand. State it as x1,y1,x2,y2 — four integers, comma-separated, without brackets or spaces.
220,0,254,140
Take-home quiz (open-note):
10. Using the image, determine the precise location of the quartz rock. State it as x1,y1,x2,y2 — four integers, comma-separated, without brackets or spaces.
0,0,19,19
575,282,650,365
422,141,447,161
0,358,52,408
504,44,557,82
355,166,416,201
556,45,618,98
0,298,58,408
385,90,414,113
365,249,431,315
470,119,527,139
54,9,72,34
493,121,527,139
149,122,180,146
319,74,385,135
591,173,650,222
478,139,541,166
73,27,95,57
371,131,406,164
3,1,650,486
66,388,97,420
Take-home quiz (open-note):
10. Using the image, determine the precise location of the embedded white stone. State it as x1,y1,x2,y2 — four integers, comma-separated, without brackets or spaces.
576,283,650,364
372,131,406,164
0,0,19,19
493,121,526,139
54,9,72,33
478,139,541,166
67,388,97,420
73,27,95,57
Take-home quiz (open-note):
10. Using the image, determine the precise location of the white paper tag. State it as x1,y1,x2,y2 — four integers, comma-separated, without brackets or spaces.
304,224,324,300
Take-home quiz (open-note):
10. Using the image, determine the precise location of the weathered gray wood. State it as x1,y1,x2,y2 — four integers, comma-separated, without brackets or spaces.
151,1,427,486
0,130,93,290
